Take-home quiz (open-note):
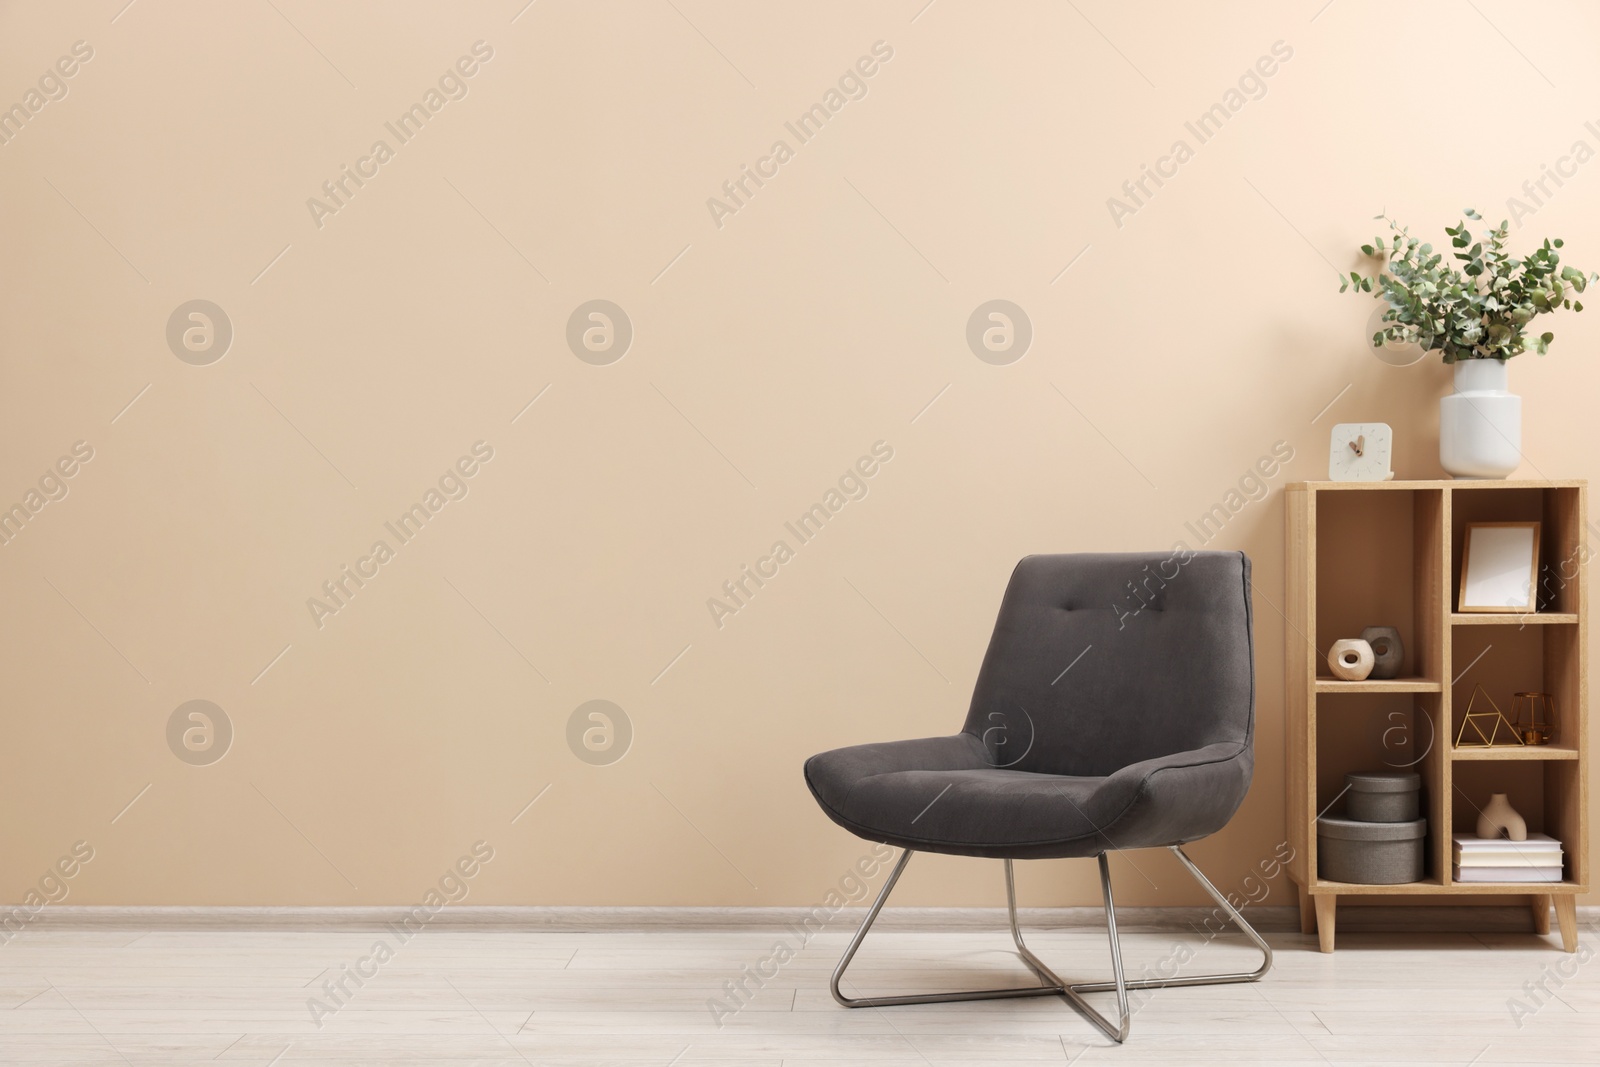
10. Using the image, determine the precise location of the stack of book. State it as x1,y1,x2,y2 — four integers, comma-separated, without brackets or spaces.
1452,833,1563,882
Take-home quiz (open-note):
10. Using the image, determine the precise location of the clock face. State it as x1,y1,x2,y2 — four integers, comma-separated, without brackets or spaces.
1328,422,1394,481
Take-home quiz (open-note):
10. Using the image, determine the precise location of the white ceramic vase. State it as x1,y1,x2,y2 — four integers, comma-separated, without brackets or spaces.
1475,792,1527,841
1439,359,1521,479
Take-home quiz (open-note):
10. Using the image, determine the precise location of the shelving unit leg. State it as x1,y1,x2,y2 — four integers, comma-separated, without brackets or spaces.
1554,895,1578,952
1314,894,1337,953
1530,895,1551,936
1297,883,1315,935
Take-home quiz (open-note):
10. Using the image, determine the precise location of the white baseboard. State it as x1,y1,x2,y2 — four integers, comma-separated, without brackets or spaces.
33,904,1280,930
27,903,1595,933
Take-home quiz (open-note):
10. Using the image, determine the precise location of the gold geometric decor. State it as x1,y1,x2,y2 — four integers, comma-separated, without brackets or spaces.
1453,684,1525,748
1511,691,1557,746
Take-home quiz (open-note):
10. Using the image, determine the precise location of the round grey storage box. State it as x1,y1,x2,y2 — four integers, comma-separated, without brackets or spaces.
1345,771,1421,823
1318,816,1426,884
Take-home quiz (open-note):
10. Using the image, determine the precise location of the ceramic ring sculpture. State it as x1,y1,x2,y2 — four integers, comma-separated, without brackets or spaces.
1360,626,1404,679
1328,638,1375,681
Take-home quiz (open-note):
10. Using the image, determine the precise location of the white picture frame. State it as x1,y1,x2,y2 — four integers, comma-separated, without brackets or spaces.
1458,521,1541,613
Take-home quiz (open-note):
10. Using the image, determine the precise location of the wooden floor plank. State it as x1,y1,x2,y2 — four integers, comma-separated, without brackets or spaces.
0,921,1591,1065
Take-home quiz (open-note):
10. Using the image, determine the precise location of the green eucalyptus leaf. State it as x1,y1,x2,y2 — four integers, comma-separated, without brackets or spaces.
1343,211,1593,359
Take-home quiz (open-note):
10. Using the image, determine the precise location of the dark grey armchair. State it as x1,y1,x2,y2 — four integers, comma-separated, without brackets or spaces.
804,551,1270,1042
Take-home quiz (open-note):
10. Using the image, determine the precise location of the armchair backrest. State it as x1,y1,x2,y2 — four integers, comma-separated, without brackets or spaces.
962,551,1254,778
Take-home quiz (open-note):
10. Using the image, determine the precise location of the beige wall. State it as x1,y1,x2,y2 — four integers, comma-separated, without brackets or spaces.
2,0,1597,909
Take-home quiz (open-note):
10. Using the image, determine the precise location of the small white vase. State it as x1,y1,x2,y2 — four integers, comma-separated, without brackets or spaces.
1440,359,1521,479
1476,792,1527,841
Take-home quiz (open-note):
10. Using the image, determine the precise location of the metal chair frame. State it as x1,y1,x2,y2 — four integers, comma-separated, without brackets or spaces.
829,846,1273,1043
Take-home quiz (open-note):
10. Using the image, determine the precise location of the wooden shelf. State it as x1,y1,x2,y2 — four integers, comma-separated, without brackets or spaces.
1307,877,1445,895
1308,877,1588,895
1442,881,1586,893
1314,676,1441,693
1451,744,1580,761
1285,479,1588,953
1291,479,1586,491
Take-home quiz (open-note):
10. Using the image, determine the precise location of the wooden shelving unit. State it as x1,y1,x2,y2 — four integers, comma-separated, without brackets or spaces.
1285,479,1588,952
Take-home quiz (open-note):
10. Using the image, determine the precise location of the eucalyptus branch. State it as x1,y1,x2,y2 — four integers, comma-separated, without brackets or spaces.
1341,208,1597,362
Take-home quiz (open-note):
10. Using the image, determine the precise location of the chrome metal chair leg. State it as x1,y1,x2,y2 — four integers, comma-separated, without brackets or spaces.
1067,846,1273,993
830,849,1064,1008
829,844,1273,1045
1007,853,1131,1042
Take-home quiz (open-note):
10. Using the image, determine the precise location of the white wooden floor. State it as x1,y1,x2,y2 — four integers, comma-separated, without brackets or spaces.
0,918,1593,1066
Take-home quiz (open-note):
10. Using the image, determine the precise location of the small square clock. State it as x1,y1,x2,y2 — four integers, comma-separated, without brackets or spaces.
1328,422,1394,481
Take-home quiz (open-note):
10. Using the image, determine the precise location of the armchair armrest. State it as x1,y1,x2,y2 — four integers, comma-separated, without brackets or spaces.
1095,741,1254,848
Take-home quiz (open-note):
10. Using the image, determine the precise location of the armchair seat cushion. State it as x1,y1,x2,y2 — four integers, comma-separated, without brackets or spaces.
805,732,1251,860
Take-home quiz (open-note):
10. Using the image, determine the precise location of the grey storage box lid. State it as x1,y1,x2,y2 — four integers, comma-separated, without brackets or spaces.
1318,815,1425,841
1346,771,1421,794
